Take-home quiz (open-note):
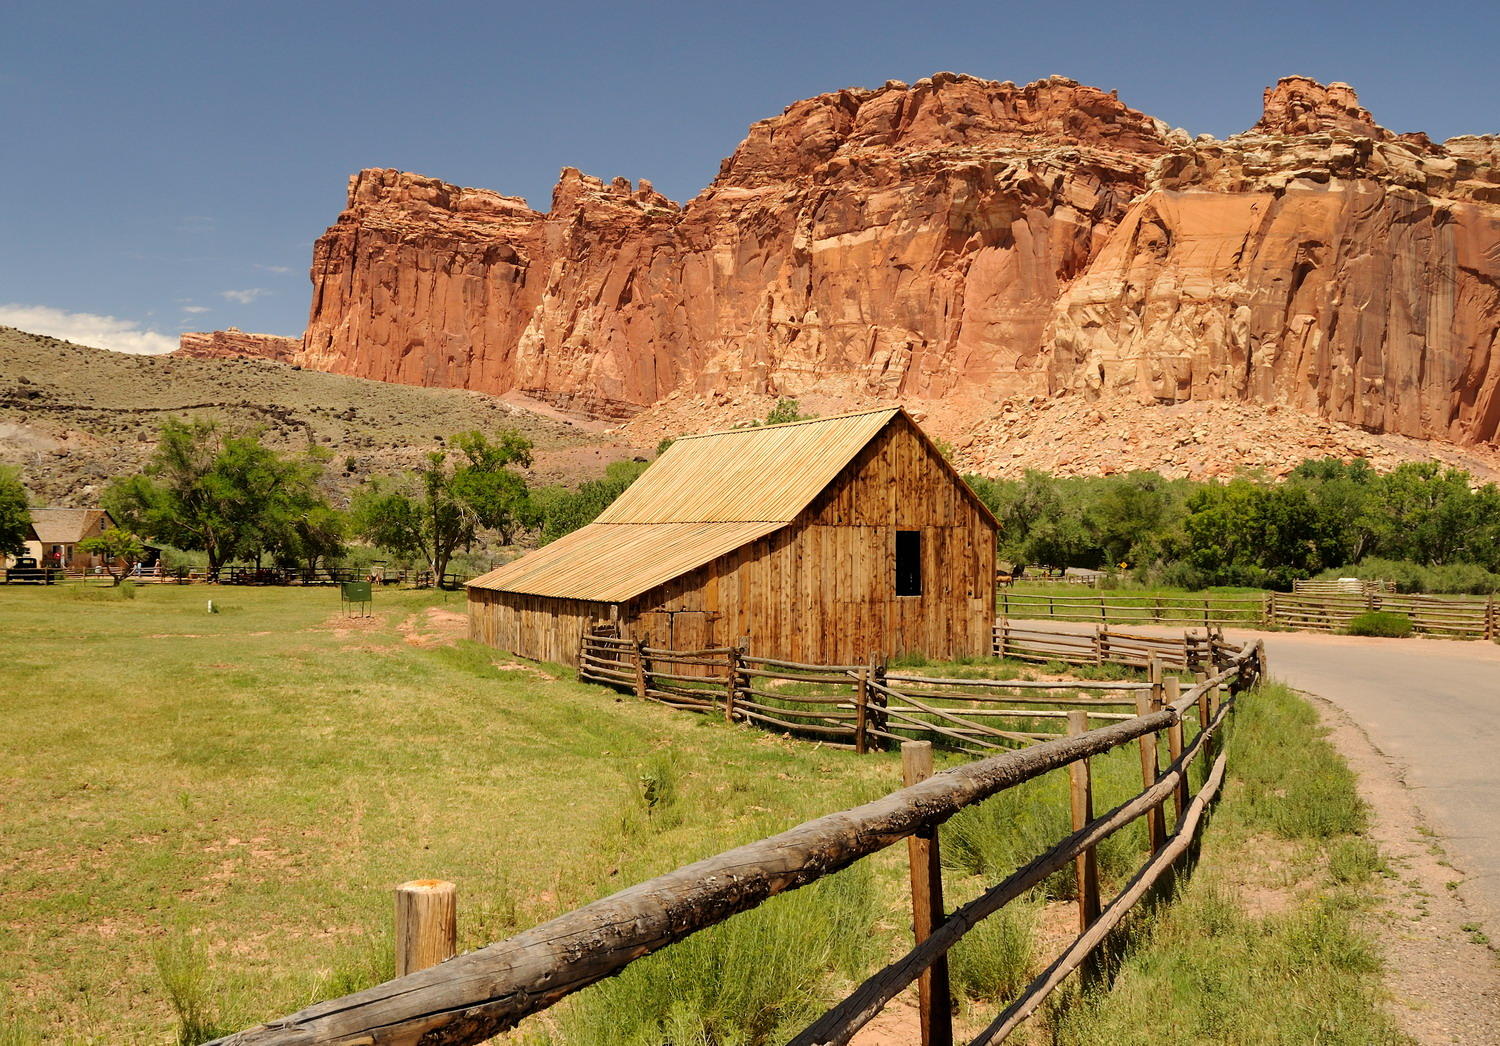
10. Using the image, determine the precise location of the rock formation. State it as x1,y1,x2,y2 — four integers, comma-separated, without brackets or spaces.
177,328,301,363
289,74,1500,448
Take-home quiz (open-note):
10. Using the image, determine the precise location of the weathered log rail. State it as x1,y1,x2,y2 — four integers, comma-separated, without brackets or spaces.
210,637,1265,1046
1000,590,1499,641
580,624,1228,755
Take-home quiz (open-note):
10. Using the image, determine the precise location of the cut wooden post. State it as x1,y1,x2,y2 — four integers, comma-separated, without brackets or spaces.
854,668,869,755
634,639,648,700
1139,661,1166,851
901,741,953,1046
872,660,889,737
724,647,740,724
996,620,1008,660
395,879,457,977
1066,712,1100,932
1165,676,1186,828
1092,625,1104,666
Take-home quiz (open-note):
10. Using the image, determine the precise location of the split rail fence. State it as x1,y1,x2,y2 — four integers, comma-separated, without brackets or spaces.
579,624,1234,755
999,590,1499,640
212,631,1266,1046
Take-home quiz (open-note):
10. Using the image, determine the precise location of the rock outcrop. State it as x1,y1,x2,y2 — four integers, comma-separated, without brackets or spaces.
291,74,1500,448
177,328,301,363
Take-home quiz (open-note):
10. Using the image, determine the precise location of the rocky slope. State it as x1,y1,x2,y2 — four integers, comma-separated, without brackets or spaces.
176,328,301,363
0,327,631,505
276,75,1500,466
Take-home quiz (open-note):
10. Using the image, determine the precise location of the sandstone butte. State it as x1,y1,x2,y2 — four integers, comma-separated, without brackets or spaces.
202,74,1500,464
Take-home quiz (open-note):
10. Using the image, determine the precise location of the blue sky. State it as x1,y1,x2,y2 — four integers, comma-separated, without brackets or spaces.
2,0,1495,352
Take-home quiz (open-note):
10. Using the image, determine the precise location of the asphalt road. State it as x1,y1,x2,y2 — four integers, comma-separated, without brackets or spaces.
1014,619,1500,938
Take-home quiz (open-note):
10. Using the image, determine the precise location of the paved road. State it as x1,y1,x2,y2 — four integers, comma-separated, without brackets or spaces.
1014,620,1500,937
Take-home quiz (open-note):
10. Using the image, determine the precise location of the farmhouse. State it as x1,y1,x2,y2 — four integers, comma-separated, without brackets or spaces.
467,407,999,666
25,508,115,572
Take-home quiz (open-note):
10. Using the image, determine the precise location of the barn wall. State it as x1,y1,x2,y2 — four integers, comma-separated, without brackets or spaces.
620,415,997,663
467,588,613,665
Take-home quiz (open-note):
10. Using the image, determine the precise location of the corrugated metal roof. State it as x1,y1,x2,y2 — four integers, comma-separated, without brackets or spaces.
466,520,782,601
30,508,109,544
596,408,900,524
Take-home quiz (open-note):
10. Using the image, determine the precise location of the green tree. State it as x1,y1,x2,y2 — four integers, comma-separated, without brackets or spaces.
0,466,30,557
78,527,147,586
351,429,533,580
763,398,816,426
529,459,650,545
103,418,332,579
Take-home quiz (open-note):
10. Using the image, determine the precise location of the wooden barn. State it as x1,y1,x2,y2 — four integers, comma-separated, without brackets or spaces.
466,407,999,666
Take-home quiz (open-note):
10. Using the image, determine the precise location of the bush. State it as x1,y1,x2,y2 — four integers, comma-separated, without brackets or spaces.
1345,611,1413,638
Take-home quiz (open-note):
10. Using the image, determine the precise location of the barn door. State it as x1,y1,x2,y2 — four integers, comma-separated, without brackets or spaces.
638,611,673,650
670,612,715,678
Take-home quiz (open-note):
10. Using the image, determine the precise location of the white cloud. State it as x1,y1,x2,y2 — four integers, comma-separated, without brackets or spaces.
220,288,270,304
254,264,293,275
181,304,211,314
0,303,177,355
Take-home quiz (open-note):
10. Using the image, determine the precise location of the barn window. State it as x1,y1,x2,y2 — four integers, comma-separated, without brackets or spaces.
896,530,922,596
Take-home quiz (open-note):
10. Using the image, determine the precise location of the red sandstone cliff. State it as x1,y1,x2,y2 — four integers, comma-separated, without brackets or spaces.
177,328,301,363
295,74,1500,446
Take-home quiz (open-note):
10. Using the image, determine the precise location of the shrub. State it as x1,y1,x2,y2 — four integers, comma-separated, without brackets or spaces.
948,899,1038,1002
1345,611,1412,638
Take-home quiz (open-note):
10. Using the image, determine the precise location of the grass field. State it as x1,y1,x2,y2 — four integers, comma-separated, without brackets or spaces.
0,586,1404,1044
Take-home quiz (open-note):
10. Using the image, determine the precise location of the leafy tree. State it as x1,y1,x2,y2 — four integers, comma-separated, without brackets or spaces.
351,429,533,580
529,459,650,545
78,527,147,586
103,418,332,579
0,466,30,557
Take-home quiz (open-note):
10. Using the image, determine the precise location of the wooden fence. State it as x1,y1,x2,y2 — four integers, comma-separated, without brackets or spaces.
998,590,1266,627
210,635,1266,1046
1000,590,1499,641
1266,591,1498,639
1291,577,1396,596
579,624,1234,756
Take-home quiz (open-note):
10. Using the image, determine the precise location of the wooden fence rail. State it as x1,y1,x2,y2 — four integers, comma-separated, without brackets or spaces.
1000,591,1499,641
579,624,1231,755
209,638,1265,1046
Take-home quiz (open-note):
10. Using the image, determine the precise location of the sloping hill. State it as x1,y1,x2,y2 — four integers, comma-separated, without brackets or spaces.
0,327,636,504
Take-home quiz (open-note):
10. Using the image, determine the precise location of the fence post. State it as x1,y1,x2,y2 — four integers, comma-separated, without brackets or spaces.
1165,676,1186,829
395,879,457,977
1066,712,1100,934
724,647,741,724
854,668,869,755
1093,625,1104,666
872,660,889,738
995,620,1008,660
634,639,648,701
1139,660,1166,852
1195,668,1211,749
901,741,953,1046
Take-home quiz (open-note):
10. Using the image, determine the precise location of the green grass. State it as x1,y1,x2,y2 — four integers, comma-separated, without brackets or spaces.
1046,682,1408,1044
0,587,1405,1045
0,585,903,1042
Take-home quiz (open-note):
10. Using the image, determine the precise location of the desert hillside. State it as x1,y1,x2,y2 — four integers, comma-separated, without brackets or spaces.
0,327,637,504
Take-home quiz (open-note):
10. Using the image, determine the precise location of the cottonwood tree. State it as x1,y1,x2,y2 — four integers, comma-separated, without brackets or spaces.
104,418,333,579
351,429,533,580
0,467,30,557
78,527,147,586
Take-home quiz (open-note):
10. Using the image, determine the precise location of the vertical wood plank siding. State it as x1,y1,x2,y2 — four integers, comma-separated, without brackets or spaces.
469,414,997,665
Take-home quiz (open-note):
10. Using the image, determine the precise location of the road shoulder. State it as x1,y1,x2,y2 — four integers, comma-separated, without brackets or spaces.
1306,689,1500,1045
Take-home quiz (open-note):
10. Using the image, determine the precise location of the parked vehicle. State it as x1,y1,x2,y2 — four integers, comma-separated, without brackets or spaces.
3,556,53,584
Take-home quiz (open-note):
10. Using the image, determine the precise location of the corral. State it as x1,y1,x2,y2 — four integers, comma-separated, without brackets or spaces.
467,408,999,666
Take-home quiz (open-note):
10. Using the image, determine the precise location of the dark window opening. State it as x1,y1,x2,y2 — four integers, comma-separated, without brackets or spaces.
896,530,922,596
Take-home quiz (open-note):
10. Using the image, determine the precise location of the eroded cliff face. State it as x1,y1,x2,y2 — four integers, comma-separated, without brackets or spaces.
176,328,301,363
296,74,1500,446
